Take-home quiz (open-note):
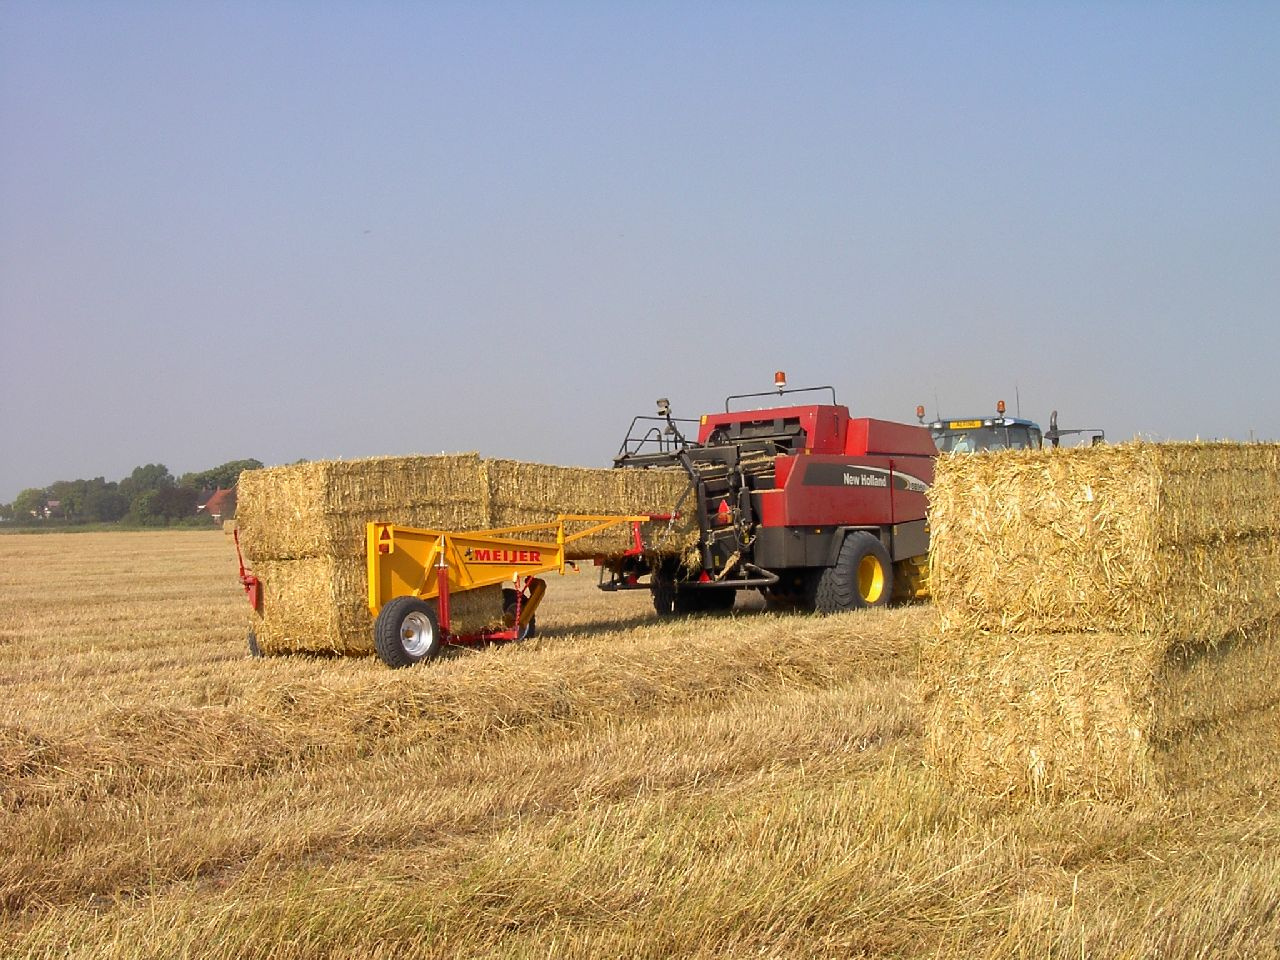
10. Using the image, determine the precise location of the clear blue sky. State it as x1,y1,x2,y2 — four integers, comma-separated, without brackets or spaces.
2,1,1277,501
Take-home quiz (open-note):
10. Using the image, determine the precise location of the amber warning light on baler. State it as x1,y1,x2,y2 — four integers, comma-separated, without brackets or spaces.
774,370,787,393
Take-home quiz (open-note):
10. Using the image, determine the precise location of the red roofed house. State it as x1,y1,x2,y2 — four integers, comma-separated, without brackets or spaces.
201,487,237,524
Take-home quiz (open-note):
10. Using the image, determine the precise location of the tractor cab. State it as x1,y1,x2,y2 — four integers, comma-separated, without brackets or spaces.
928,419,1043,453
915,401,1105,453
918,401,1043,453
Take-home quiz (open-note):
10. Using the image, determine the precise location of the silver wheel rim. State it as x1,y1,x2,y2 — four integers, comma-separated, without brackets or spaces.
400,611,435,658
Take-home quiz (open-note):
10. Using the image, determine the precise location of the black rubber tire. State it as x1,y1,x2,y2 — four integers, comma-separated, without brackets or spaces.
673,589,704,614
763,574,808,612
246,630,262,658
652,577,677,617
659,587,735,614
696,588,737,612
812,532,894,613
654,572,735,616
374,596,442,668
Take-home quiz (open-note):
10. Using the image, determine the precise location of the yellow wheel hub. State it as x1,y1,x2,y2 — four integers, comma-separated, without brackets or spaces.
857,554,885,604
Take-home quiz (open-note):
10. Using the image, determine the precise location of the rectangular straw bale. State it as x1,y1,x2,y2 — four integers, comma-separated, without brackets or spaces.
485,459,692,559
929,442,1280,640
237,454,489,561
250,556,503,657
1152,619,1280,795
238,455,694,563
921,628,1163,799
249,557,349,656
921,616,1280,800
923,441,1280,801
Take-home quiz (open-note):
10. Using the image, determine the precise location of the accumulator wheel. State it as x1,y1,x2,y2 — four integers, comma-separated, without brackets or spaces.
246,630,263,658
812,532,894,614
374,596,443,668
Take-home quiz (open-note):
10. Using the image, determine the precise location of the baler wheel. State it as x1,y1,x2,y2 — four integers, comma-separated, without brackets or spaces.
652,577,677,617
375,596,443,668
812,532,893,613
697,588,737,612
247,630,262,658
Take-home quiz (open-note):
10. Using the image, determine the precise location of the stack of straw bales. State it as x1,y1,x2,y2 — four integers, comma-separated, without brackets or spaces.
237,454,691,656
922,442,1280,801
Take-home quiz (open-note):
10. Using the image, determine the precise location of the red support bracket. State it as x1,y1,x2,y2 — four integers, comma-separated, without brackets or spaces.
233,528,262,611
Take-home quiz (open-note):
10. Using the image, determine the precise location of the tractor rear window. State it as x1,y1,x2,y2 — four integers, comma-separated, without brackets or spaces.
933,426,1041,453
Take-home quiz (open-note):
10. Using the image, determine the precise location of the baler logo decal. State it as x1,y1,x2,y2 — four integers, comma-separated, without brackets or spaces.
844,470,888,488
464,547,543,565
804,463,930,493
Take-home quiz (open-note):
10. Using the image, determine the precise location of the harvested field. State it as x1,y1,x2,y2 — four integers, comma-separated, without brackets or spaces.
2,531,1278,958
923,442,1280,801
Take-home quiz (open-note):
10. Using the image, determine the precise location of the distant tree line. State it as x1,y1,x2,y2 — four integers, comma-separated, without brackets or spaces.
0,459,263,527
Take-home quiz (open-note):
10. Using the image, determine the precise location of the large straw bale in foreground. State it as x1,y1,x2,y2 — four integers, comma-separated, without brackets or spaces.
238,453,692,654
923,442,1280,800
921,617,1280,799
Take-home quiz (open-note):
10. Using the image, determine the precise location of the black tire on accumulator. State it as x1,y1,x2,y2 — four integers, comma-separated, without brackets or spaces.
812,532,894,613
374,596,443,668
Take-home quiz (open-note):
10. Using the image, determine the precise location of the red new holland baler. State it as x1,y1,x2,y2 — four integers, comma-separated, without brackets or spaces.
605,375,936,614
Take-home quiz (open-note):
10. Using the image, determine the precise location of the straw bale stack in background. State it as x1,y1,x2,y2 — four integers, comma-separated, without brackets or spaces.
922,442,1280,801
236,455,491,560
237,454,691,656
484,459,692,556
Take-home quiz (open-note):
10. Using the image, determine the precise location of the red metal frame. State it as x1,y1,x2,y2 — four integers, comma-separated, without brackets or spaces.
233,527,261,610
434,571,541,645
